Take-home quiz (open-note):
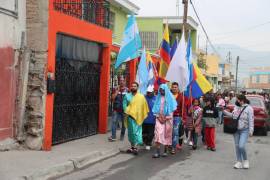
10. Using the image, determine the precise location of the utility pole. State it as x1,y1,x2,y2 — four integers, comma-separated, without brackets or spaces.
176,0,180,16
205,39,208,55
235,56,239,93
197,35,200,50
182,0,189,39
228,51,231,63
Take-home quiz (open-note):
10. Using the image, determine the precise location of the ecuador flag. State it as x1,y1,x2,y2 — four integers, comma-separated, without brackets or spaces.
159,24,171,79
186,63,213,98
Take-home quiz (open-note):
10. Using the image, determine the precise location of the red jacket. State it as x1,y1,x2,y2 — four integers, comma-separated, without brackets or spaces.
173,93,188,122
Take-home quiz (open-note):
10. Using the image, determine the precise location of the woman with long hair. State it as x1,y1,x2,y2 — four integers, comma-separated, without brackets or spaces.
223,94,254,169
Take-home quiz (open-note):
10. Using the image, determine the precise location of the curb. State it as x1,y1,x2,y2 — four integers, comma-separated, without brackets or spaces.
71,148,120,169
23,148,120,180
25,161,74,180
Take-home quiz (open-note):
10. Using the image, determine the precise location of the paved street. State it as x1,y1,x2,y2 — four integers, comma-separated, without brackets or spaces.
56,128,270,180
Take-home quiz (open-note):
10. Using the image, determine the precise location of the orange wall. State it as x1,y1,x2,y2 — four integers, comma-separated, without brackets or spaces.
206,54,220,76
44,0,112,150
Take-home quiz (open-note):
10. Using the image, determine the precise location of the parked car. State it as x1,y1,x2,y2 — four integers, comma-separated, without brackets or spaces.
224,95,270,136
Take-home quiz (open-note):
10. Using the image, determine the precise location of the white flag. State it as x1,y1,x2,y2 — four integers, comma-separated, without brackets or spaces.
166,32,188,92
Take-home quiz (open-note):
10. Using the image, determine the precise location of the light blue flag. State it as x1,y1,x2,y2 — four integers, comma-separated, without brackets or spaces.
114,15,142,69
186,32,193,84
185,32,194,97
136,48,149,95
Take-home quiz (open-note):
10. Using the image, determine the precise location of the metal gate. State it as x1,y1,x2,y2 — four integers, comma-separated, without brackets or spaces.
52,34,101,145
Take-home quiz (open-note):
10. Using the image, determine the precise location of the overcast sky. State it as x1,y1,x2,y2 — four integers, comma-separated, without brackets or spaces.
132,0,270,52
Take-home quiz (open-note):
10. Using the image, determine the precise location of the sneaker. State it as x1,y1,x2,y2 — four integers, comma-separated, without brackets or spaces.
176,144,182,150
145,146,151,150
126,148,134,154
162,152,168,157
152,153,160,158
184,139,188,144
210,148,216,152
234,161,243,169
133,148,139,155
171,148,176,154
188,141,193,146
108,137,117,142
192,145,197,150
243,160,249,169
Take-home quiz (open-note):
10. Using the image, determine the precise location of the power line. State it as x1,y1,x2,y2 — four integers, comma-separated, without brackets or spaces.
213,21,270,40
189,0,220,57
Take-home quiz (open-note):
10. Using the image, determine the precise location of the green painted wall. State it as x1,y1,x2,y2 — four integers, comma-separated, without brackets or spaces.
137,18,164,53
191,30,197,51
110,5,128,44
137,17,197,53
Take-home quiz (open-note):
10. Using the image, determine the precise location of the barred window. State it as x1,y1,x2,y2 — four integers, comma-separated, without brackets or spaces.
109,11,115,33
140,31,159,50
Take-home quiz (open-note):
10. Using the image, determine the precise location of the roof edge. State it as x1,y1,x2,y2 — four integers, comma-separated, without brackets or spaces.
109,0,140,14
137,16,198,28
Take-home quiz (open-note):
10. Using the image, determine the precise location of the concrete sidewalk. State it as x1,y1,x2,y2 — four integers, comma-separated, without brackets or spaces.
0,133,129,180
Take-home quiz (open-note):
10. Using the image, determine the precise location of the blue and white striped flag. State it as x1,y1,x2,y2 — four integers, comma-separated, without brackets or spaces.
114,15,142,69
136,48,149,95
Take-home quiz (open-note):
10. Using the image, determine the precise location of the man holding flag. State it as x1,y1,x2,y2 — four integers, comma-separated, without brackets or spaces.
171,82,187,153
123,82,149,155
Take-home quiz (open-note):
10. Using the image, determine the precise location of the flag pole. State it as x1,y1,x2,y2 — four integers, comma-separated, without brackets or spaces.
189,85,193,106
181,0,188,119
182,91,185,120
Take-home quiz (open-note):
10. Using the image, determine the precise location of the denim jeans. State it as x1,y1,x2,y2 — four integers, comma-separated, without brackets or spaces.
178,119,185,145
192,130,198,146
111,111,126,139
234,128,249,161
172,117,181,148
217,111,224,124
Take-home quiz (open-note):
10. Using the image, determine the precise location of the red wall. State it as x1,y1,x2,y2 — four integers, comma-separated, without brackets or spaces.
44,0,112,150
0,47,15,140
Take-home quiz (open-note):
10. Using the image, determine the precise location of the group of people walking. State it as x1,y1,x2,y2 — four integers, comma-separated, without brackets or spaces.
109,78,254,169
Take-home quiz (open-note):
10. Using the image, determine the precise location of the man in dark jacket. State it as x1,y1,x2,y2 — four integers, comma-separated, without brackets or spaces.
108,77,128,142
142,86,156,150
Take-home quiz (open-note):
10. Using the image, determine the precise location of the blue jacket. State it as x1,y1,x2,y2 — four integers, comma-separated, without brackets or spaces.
143,95,156,124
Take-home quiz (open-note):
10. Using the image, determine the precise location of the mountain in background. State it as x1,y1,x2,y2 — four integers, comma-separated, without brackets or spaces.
209,44,270,82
